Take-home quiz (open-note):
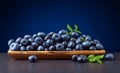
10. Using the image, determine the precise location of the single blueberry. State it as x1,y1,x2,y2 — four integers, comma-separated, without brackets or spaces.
24,35,31,39
9,43,19,51
44,35,51,41
61,34,70,41
47,32,54,36
56,43,64,51
32,34,37,39
96,43,104,50
76,37,82,44
72,55,78,62
71,32,79,38
62,41,68,48
31,42,38,49
49,45,56,51
28,55,37,62
15,37,22,44
52,33,61,42
20,46,26,51
37,32,46,38
37,46,44,51
77,55,87,63
8,39,14,46
45,39,54,47
66,48,72,51
26,45,34,51
75,44,83,50
35,37,43,45
70,38,76,42
82,41,91,49
89,46,96,50
85,35,91,41
104,53,115,60
58,29,66,35
67,41,76,49
21,38,30,46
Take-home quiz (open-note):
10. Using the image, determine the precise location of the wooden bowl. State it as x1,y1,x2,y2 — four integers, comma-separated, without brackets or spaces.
8,50,106,60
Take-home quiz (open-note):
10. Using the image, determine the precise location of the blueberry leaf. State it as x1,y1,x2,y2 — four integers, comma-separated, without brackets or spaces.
75,30,82,34
87,55,95,60
67,24,73,31
95,55,104,59
74,24,78,30
88,57,96,62
96,59,102,64
80,37,85,42
66,31,69,35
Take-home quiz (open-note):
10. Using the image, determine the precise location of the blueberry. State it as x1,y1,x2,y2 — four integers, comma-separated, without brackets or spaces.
66,48,72,51
67,41,76,49
75,44,83,50
32,34,37,39
62,41,68,48
24,35,31,39
21,39,30,46
89,46,96,50
82,41,91,49
44,35,51,41
56,43,64,51
42,41,47,48
70,38,76,42
28,38,34,43
31,42,38,49
45,39,54,47
15,37,22,44
85,35,91,41
20,46,26,51
61,34,70,41
44,48,49,51
71,32,79,38
28,55,37,62
37,32,46,38
47,32,54,36
76,37,82,44
35,37,43,45
49,45,56,51
26,45,34,51
81,34,87,38
77,55,87,63
8,39,14,46
58,30,66,35
9,43,19,51
52,33,61,42
90,41,96,46
94,39,100,43
72,55,78,61
104,53,115,60
37,46,44,51
96,43,104,50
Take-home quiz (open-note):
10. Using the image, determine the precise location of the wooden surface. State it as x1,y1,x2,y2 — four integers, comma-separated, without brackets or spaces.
0,53,120,73
8,50,106,60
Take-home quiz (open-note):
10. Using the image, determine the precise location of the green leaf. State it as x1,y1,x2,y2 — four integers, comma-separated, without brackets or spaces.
80,37,85,42
75,30,82,34
67,24,73,31
95,55,104,59
88,57,96,63
96,59,102,64
74,24,78,30
87,55,95,60
66,31,69,35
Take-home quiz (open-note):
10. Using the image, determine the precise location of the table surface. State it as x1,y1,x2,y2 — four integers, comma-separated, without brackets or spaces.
0,53,120,73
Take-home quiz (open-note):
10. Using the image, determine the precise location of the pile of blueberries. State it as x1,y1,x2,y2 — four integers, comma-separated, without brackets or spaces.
8,29,115,62
8,30,104,51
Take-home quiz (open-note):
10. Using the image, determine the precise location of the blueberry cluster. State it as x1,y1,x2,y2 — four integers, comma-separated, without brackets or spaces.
8,30,104,51
72,55,87,63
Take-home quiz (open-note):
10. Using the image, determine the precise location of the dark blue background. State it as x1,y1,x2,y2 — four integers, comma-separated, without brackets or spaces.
0,0,120,53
